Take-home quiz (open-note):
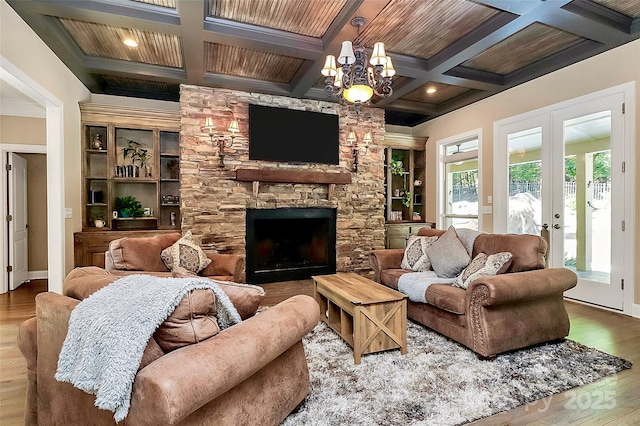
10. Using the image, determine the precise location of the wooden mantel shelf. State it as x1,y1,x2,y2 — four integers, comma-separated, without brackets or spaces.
235,168,352,185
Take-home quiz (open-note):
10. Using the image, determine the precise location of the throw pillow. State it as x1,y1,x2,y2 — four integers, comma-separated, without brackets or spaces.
161,230,211,274
401,235,439,271
454,251,513,289
171,267,265,320
154,288,219,352
426,226,471,278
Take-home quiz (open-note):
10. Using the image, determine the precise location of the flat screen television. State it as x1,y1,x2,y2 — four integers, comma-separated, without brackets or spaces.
249,104,339,165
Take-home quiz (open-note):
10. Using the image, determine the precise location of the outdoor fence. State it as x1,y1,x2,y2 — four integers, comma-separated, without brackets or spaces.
451,181,610,203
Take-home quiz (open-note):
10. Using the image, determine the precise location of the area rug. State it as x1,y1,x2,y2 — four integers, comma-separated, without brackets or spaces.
283,321,631,426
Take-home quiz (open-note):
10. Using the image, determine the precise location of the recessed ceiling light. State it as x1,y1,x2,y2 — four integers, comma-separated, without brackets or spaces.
426,87,437,94
122,38,138,47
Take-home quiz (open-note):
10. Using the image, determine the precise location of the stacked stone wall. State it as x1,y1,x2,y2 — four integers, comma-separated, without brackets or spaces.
179,85,386,279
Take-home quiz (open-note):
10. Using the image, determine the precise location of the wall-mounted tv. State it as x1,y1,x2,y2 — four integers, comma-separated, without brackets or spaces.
249,104,339,165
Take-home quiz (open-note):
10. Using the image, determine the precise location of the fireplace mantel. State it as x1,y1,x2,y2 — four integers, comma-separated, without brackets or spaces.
236,168,351,184
236,168,352,199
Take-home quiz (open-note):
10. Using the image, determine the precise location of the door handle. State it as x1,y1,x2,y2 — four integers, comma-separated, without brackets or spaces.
553,224,561,229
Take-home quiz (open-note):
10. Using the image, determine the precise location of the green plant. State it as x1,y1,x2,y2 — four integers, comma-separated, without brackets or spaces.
121,139,151,167
114,195,144,217
390,158,405,176
401,191,411,207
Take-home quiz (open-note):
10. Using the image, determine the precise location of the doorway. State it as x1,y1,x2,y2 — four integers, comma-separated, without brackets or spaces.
494,84,634,312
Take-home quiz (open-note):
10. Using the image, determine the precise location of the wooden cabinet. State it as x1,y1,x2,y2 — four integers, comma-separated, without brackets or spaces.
80,104,181,232
383,133,431,248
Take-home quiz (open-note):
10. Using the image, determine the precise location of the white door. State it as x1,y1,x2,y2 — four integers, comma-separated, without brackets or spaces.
553,94,624,310
8,153,29,290
495,93,625,310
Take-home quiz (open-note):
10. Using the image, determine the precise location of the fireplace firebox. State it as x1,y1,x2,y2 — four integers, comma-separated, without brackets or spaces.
246,208,337,284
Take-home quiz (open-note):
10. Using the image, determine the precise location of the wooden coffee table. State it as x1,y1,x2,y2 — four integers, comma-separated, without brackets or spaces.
312,272,407,364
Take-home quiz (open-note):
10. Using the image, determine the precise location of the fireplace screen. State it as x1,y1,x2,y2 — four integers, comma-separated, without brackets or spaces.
246,208,337,284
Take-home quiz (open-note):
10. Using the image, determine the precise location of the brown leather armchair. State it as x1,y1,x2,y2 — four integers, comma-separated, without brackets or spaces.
18,268,319,425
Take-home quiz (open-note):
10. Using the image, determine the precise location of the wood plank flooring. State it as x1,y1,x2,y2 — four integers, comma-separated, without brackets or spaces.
1,279,638,425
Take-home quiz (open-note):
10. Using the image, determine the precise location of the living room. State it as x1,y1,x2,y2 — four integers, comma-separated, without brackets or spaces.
2,0,640,424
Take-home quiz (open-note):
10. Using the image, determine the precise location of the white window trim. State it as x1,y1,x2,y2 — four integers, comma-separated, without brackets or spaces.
435,128,483,231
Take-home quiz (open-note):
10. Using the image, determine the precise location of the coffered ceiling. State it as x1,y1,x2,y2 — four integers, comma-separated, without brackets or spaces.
7,0,640,126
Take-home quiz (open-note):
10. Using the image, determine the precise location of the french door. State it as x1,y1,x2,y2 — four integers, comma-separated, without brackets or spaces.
495,91,627,310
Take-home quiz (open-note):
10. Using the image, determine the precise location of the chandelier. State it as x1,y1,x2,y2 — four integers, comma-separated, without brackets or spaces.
321,16,395,115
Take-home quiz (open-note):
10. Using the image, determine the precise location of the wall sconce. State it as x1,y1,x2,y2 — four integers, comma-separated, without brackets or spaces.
348,130,371,172
201,117,239,167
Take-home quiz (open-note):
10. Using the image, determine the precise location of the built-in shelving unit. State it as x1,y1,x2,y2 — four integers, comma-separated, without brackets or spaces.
79,104,181,232
383,133,433,248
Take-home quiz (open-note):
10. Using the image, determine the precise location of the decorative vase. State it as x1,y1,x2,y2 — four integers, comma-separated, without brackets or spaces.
119,210,130,218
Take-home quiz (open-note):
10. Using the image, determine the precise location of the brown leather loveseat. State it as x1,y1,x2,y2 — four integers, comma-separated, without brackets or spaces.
104,232,245,282
370,227,577,358
17,267,320,425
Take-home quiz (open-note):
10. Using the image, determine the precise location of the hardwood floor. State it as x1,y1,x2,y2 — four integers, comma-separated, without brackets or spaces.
1,279,638,425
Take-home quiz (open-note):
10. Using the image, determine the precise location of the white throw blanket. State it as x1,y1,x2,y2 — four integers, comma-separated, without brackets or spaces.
398,227,484,302
55,275,241,422
398,272,456,303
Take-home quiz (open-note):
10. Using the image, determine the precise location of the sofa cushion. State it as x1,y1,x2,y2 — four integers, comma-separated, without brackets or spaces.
108,232,181,271
161,231,212,273
426,226,470,278
172,266,265,319
379,269,409,290
401,236,438,271
153,288,220,352
454,252,513,289
424,284,467,315
473,233,546,272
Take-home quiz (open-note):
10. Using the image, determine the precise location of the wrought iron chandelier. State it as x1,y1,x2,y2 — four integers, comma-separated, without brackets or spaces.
321,16,395,115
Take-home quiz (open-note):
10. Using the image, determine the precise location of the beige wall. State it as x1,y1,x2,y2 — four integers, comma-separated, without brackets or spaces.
2,0,91,278
20,153,48,271
0,116,46,144
414,39,640,305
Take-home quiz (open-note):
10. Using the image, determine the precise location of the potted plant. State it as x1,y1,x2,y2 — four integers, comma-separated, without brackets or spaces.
114,195,144,218
401,190,411,208
390,156,404,176
121,139,152,177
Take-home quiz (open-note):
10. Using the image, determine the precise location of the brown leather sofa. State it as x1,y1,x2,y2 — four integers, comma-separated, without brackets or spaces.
18,267,320,425
103,232,245,282
370,227,577,358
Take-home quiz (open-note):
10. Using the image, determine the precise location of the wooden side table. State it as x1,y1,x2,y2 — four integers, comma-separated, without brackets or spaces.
312,272,407,364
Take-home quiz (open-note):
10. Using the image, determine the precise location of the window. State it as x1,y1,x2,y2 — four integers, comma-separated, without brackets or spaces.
437,130,482,231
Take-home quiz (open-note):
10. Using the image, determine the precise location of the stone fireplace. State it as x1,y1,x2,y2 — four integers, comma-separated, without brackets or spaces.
245,208,336,283
179,85,386,282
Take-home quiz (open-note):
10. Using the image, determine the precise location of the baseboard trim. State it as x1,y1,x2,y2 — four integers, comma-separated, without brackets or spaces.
632,304,640,319
28,270,48,280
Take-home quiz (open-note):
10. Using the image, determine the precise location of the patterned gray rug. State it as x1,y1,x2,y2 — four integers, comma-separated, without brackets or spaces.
283,321,631,426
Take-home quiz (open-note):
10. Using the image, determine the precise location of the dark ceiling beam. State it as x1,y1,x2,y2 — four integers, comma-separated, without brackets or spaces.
176,0,205,85
9,0,181,35
540,5,632,45
374,0,572,108
562,0,634,34
203,17,323,60
383,99,438,116
202,73,291,97
84,57,187,82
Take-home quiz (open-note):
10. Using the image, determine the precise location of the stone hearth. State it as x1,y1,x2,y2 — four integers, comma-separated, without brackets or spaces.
179,85,386,282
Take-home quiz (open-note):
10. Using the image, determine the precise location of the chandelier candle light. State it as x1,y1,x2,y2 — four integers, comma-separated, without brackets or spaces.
202,117,240,167
321,17,395,115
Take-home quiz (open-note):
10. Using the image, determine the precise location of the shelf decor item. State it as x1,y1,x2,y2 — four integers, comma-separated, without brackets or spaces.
121,139,152,177
114,195,144,218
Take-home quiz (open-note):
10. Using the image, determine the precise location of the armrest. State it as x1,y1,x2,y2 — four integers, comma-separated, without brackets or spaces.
201,253,245,282
17,317,38,372
370,249,405,282
127,294,320,425
466,268,577,307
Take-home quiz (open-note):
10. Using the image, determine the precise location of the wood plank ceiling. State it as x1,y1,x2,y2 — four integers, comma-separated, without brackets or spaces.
7,0,640,126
